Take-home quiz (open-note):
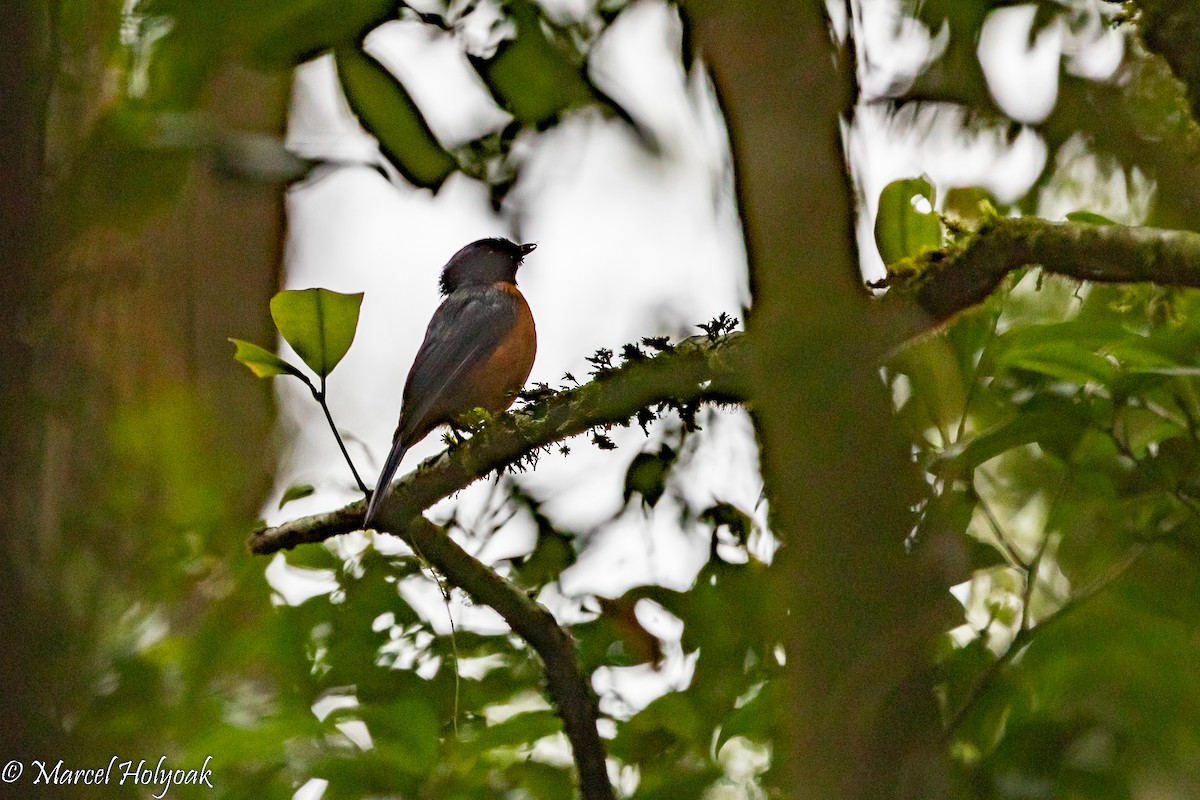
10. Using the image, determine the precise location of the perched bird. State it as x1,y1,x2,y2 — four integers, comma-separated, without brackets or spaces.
364,237,538,527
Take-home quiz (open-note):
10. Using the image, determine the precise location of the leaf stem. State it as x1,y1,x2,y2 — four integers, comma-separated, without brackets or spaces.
309,374,370,496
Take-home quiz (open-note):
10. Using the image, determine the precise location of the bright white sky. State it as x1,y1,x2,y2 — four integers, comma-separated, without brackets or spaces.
265,0,1133,734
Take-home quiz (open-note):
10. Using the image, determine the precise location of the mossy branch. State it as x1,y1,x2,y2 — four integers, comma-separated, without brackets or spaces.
249,331,747,554
879,218,1200,324
248,332,747,800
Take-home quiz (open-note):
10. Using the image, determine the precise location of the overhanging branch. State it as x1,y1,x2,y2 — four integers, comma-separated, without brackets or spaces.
881,217,1200,323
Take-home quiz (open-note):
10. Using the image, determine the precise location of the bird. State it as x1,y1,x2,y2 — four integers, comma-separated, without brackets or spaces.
364,237,538,528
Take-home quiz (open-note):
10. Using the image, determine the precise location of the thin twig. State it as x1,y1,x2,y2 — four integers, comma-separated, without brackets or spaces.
309,374,370,495
946,542,1148,737
395,515,615,800
975,487,1028,569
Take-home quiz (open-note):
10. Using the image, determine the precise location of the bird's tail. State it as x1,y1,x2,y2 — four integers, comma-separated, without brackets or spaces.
364,440,410,529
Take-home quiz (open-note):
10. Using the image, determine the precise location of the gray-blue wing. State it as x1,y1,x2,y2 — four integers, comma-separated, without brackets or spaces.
365,285,516,527
398,284,518,442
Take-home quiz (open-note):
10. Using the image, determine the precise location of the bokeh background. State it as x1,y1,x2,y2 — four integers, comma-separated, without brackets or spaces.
4,1,1200,798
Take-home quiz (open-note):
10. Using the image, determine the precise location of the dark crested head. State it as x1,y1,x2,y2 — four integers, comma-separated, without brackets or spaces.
439,237,536,294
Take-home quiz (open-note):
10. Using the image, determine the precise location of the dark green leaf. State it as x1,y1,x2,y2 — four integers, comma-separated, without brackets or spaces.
717,679,779,748
889,333,967,442
610,691,706,762
623,445,676,508
335,45,455,189
631,768,723,800
874,176,941,265
278,483,316,509
351,696,441,774
988,322,1133,386
1065,210,1119,226
468,0,593,128
933,405,1088,480
269,288,363,379
942,185,999,221
248,0,399,68
474,709,563,751
700,502,753,545
514,526,576,587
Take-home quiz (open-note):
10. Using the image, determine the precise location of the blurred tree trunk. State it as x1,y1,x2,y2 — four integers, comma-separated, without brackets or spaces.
0,0,286,770
0,0,56,768
692,4,957,797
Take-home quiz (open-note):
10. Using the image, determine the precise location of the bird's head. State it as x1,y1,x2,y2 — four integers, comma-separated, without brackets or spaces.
439,238,537,295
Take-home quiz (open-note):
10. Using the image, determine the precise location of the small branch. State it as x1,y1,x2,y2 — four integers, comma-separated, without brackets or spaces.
250,332,747,554
401,516,614,800
881,218,1200,325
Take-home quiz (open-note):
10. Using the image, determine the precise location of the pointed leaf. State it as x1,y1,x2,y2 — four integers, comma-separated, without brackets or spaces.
229,338,306,380
515,526,576,587
942,186,998,222
278,483,316,509
269,288,363,379
1065,210,1118,226
875,176,941,265
335,45,455,189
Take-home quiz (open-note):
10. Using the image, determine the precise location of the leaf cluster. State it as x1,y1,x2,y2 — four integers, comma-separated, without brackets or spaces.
890,272,1200,795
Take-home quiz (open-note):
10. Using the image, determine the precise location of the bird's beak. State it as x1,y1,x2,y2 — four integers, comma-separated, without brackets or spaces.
519,242,537,256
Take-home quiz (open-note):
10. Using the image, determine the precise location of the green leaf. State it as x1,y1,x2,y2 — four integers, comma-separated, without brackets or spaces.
474,709,563,752
514,526,576,588
334,45,455,189
1065,210,1118,226
700,502,753,546
717,679,779,748
609,691,706,762
889,333,967,443
269,288,364,379
988,322,1130,386
933,405,1088,480
248,0,398,68
942,185,998,222
875,176,941,265
468,0,593,128
349,696,440,774
623,445,676,508
278,483,316,509
229,338,306,380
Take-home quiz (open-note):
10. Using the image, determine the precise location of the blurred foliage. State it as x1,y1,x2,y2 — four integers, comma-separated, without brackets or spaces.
875,176,941,266
878,17,1200,797
23,0,1200,798
892,275,1200,796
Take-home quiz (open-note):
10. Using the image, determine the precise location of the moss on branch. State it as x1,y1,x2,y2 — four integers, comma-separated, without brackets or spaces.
881,218,1200,323
249,331,746,554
